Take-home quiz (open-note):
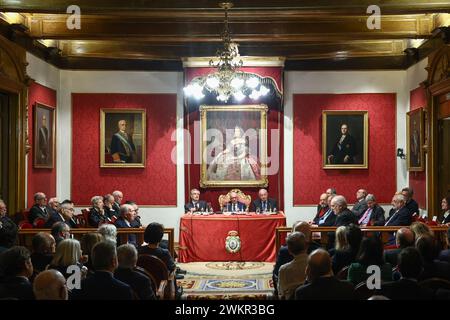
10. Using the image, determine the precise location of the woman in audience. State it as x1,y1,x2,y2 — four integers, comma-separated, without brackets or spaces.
411,222,434,239
331,224,362,275
48,239,87,279
328,226,347,257
80,232,104,273
416,235,450,281
440,196,450,225
98,224,118,244
347,236,392,285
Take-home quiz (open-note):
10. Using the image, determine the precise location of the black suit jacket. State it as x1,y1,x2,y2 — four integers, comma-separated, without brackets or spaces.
71,271,133,300
438,249,450,263
114,268,156,300
225,202,247,212
273,242,321,278
0,276,35,300
405,199,419,215
112,202,121,217
88,207,109,227
380,279,433,300
440,211,450,224
385,206,412,226
30,253,53,273
384,248,402,267
313,206,329,224
295,276,355,300
44,212,64,228
252,198,277,212
115,217,137,246
335,209,358,227
329,134,357,164
359,205,385,226
184,200,208,212
28,205,49,224
351,199,368,217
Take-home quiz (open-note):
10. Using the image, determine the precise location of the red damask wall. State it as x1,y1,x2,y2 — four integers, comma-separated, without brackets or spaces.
71,93,177,206
409,87,427,209
293,93,397,205
27,82,57,206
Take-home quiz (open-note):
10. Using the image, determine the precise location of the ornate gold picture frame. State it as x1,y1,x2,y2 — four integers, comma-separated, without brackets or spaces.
100,109,146,168
200,104,268,187
34,102,55,169
406,108,425,171
322,110,369,169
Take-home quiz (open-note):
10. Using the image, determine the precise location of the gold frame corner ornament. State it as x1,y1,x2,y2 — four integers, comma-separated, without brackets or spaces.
322,110,369,170
100,108,146,168
200,104,268,187
406,107,425,172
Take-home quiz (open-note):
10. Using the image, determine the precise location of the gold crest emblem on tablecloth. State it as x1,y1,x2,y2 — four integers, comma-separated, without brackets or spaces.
225,231,241,254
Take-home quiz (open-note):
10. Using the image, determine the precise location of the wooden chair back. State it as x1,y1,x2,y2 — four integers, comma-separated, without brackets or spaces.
137,254,175,299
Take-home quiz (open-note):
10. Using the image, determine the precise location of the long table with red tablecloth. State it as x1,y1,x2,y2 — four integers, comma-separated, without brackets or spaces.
178,213,286,262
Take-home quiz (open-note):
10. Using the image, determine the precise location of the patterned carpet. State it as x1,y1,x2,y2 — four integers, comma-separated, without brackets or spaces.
176,262,275,300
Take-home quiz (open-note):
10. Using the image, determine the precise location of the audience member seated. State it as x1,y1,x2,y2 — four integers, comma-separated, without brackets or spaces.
88,195,110,227
31,232,56,274
316,195,337,226
0,213,18,255
125,201,142,227
112,190,124,217
71,240,134,300
184,188,208,213
294,249,354,300
379,247,432,300
416,236,450,281
48,239,86,279
438,228,450,263
411,221,434,239
33,269,68,300
347,237,392,286
384,194,412,226
138,222,176,273
47,197,59,216
278,232,308,300
384,227,415,266
51,222,71,246
104,194,119,219
402,187,419,216
28,192,50,227
332,224,362,275
326,188,337,197
97,224,117,244
440,196,450,225
252,188,277,213
328,226,347,257
224,191,247,212
0,246,35,300
351,189,368,218
115,204,138,246
80,232,104,273
332,195,358,226
44,200,78,228
312,193,328,225
115,244,156,300
273,221,320,284
358,194,385,226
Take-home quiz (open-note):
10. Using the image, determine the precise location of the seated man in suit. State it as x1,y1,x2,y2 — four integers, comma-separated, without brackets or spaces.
0,215,18,255
47,198,60,216
44,200,78,228
112,190,124,217
402,187,419,216
28,192,50,226
88,196,111,227
294,249,355,300
351,189,368,218
312,193,329,224
314,195,337,226
224,191,247,213
332,195,358,227
385,194,413,226
104,194,119,219
114,244,156,300
278,232,309,300
33,269,68,300
379,247,432,300
30,232,55,274
358,194,385,226
252,188,277,213
184,188,208,213
71,241,134,300
0,246,35,300
51,222,71,247
115,204,138,246
384,227,415,266
125,201,142,228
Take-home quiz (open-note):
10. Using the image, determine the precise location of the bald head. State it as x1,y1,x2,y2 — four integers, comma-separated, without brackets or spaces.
396,227,415,248
306,249,332,281
319,193,328,208
33,270,68,300
293,221,311,242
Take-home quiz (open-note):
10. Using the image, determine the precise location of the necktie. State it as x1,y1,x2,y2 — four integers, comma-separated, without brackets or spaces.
358,208,372,225
263,201,266,211
319,209,332,225
385,210,398,226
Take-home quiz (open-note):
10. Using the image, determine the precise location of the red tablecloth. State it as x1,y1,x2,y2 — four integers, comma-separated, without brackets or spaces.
178,213,286,262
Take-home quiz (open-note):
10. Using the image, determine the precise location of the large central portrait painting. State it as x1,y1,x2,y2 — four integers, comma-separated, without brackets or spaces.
200,105,268,187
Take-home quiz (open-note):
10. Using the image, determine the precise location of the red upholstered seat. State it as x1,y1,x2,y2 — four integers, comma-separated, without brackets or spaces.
18,221,33,229
34,218,46,228
81,209,90,227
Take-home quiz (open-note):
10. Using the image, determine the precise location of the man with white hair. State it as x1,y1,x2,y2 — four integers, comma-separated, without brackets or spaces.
28,192,50,226
45,199,77,228
358,194,385,226
252,188,277,213
184,188,208,213
351,189,368,217
98,224,118,243
89,195,108,227
114,244,156,300
225,191,247,212
112,190,124,216
385,194,412,226
47,198,59,216
115,204,138,246
331,195,358,226
33,269,68,300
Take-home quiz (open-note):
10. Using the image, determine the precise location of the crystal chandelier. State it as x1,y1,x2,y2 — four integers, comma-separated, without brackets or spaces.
183,2,270,103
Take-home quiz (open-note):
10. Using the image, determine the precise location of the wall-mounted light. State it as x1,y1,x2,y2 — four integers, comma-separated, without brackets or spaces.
397,148,406,159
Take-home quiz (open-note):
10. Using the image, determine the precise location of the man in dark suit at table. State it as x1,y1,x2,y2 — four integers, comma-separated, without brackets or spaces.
252,188,277,213
184,188,208,213
385,194,412,226
351,189,368,218
313,193,329,224
401,187,419,216
225,191,247,212
28,192,50,226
